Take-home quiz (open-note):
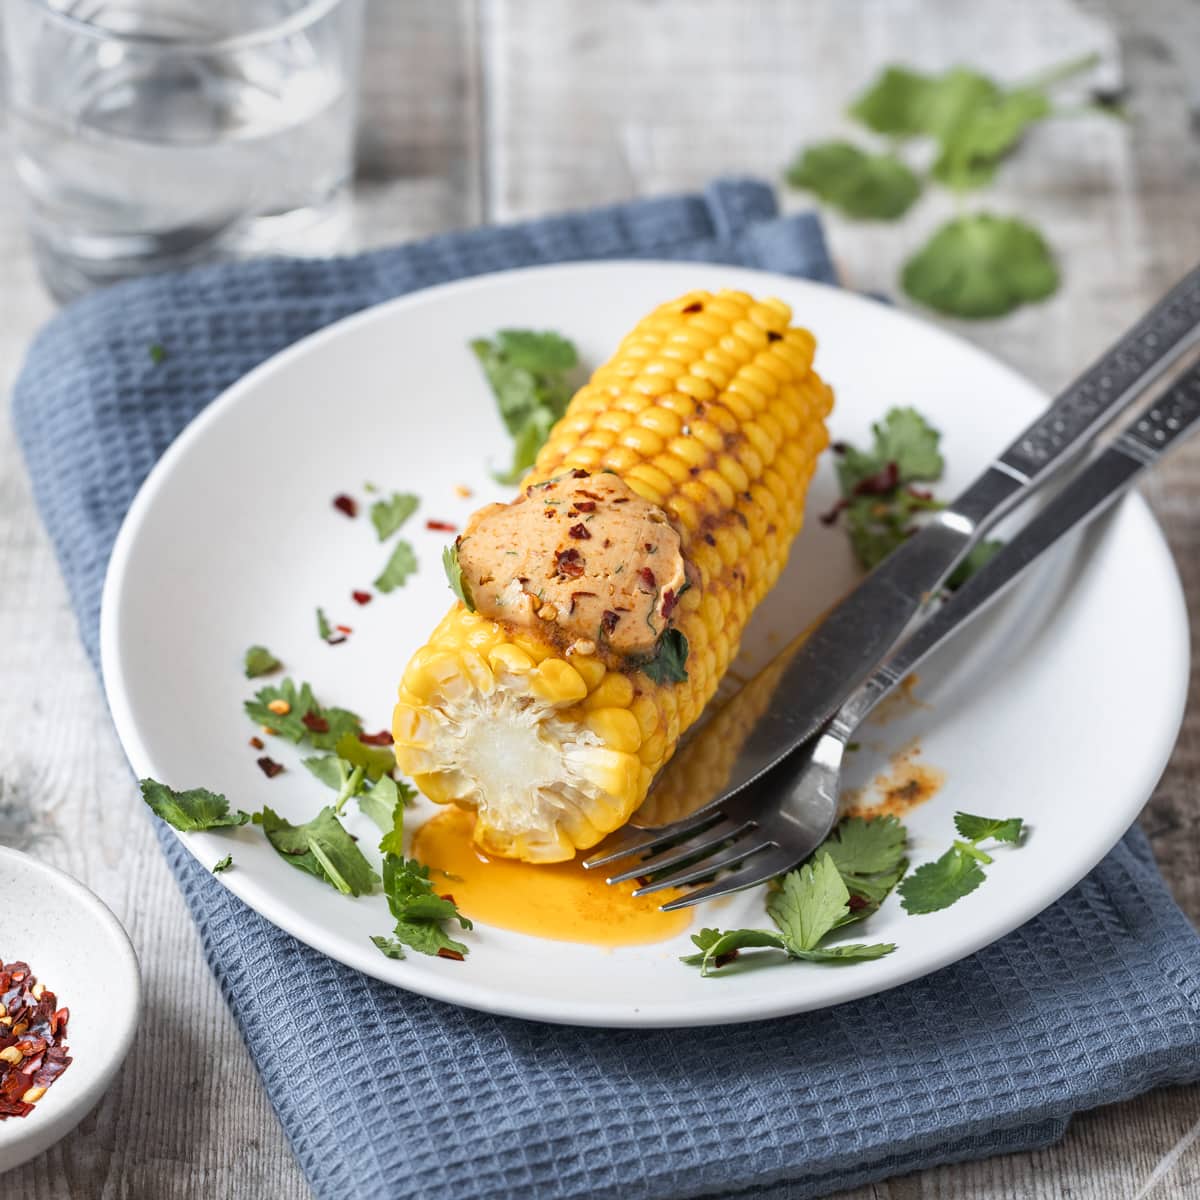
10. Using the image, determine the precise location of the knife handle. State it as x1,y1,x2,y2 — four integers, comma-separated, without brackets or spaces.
952,261,1200,534
830,364,1200,737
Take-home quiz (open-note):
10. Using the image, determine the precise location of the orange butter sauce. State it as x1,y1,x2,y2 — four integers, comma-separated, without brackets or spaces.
412,807,693,947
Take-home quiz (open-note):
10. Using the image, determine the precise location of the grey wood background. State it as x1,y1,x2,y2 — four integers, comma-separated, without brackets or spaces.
2,0,1199,1196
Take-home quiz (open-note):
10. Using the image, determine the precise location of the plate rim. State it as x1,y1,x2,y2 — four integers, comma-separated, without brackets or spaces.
98,259,1191,1027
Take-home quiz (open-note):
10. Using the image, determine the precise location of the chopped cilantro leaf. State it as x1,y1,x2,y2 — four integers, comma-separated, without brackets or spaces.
472,329,580,484
954,812,1024,844
640,629,689,685
334,731,395,782
373,841,472,960
902,213,1058,319
212,855,233,874
302,754,366,812
140,778,249,832
357,774,414,836
148,342,167,365
899,810,1028,914
371,492,419,541
785,140,921,220
443,542,475,611
316,607,333,641
374,540,418,593
255,805,379,897
244,677,363,750
243,645,282,679
683,847,895,976
897,845,986,914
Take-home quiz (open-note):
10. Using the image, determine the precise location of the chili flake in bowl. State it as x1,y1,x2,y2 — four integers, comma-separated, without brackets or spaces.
0,960,72,1119
0,847,140,1174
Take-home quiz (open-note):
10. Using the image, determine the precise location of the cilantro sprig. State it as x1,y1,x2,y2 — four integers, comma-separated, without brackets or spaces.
683,814,906,976
898,811,1025,914
243,645,282,679
640,628,689,685
442,542,475,610
471,330,580,484
370,492,419,541
374,540,418,593
785,53,1111,317
372,805,473,960
255,805,380,897
825,406,1002,578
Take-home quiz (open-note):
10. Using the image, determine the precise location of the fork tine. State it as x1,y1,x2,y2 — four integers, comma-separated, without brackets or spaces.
581,807,725,870
603,817,756,885
631,837,777,896
656,847,802,911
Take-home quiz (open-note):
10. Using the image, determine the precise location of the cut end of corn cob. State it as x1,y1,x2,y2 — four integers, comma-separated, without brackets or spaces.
393,288,833,862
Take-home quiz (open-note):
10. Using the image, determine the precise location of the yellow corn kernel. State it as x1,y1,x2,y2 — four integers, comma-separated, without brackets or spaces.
530,659,588,705
585,707,642,754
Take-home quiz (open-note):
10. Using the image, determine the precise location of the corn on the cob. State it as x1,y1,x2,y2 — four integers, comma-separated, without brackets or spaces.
393,289,833,862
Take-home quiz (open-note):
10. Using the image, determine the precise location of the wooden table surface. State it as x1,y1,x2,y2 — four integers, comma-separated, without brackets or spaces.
2,1,1198,1196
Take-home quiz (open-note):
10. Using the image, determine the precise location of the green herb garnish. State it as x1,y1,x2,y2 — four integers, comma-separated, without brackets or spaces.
374,540,418,593
140,779,250,832
212,855,233,874
244,678,362,750
334,731,395,782
243,645,282,679
370,492,419,541
640,628,689,685
785,53,1108,317
371,805,472,959
471,329,579,484
901,213,1058,319
302,754,366,812
898,811,1025,914
316,607,333,641
827,407,1002,583
784,141,921,219
442,542,475,611
255,805,380,897
148,342,167,365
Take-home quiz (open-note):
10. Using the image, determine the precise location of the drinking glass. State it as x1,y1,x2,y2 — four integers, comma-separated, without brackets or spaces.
2,0,365,301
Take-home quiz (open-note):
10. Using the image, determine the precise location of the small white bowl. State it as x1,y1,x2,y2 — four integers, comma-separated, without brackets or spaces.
0,846,141,1174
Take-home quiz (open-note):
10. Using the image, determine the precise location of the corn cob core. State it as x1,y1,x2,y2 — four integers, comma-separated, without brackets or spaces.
393,289,833,862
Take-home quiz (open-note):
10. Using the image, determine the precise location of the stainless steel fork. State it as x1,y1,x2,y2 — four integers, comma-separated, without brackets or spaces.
584,362,1200,910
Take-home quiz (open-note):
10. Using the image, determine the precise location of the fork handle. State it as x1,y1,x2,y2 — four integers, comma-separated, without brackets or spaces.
828,362,1200,739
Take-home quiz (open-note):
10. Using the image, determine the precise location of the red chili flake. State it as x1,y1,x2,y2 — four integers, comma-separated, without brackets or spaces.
436,948,465,961
333,494,357,518
713,949,740,969
351,590,372,605
908,486,935,502
0,959,72,1120
643,543,653,553
766,330,782,342
544,509,557,518
568,523,592,540
573,500,596,513
853,461,900,497
571,468,590,479
847,894,870,911
682,301,703,314
637,567,656,592
661,588,678,619
611,497,630,505
601,610,621,634
426,519,457,532
335,624,352,635
555,547,585,578
301,712,330,734
257,756,285,778
359,729,394,746
819,499,848,525
249,736,264,750
439,893,457,905
325,635,348,646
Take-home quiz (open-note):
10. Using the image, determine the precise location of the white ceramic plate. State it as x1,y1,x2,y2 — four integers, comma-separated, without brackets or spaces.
0,848,141,1174
100,262,1188,1028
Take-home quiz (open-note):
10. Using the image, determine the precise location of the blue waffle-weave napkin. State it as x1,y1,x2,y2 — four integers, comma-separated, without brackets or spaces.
11,179,1200,1200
